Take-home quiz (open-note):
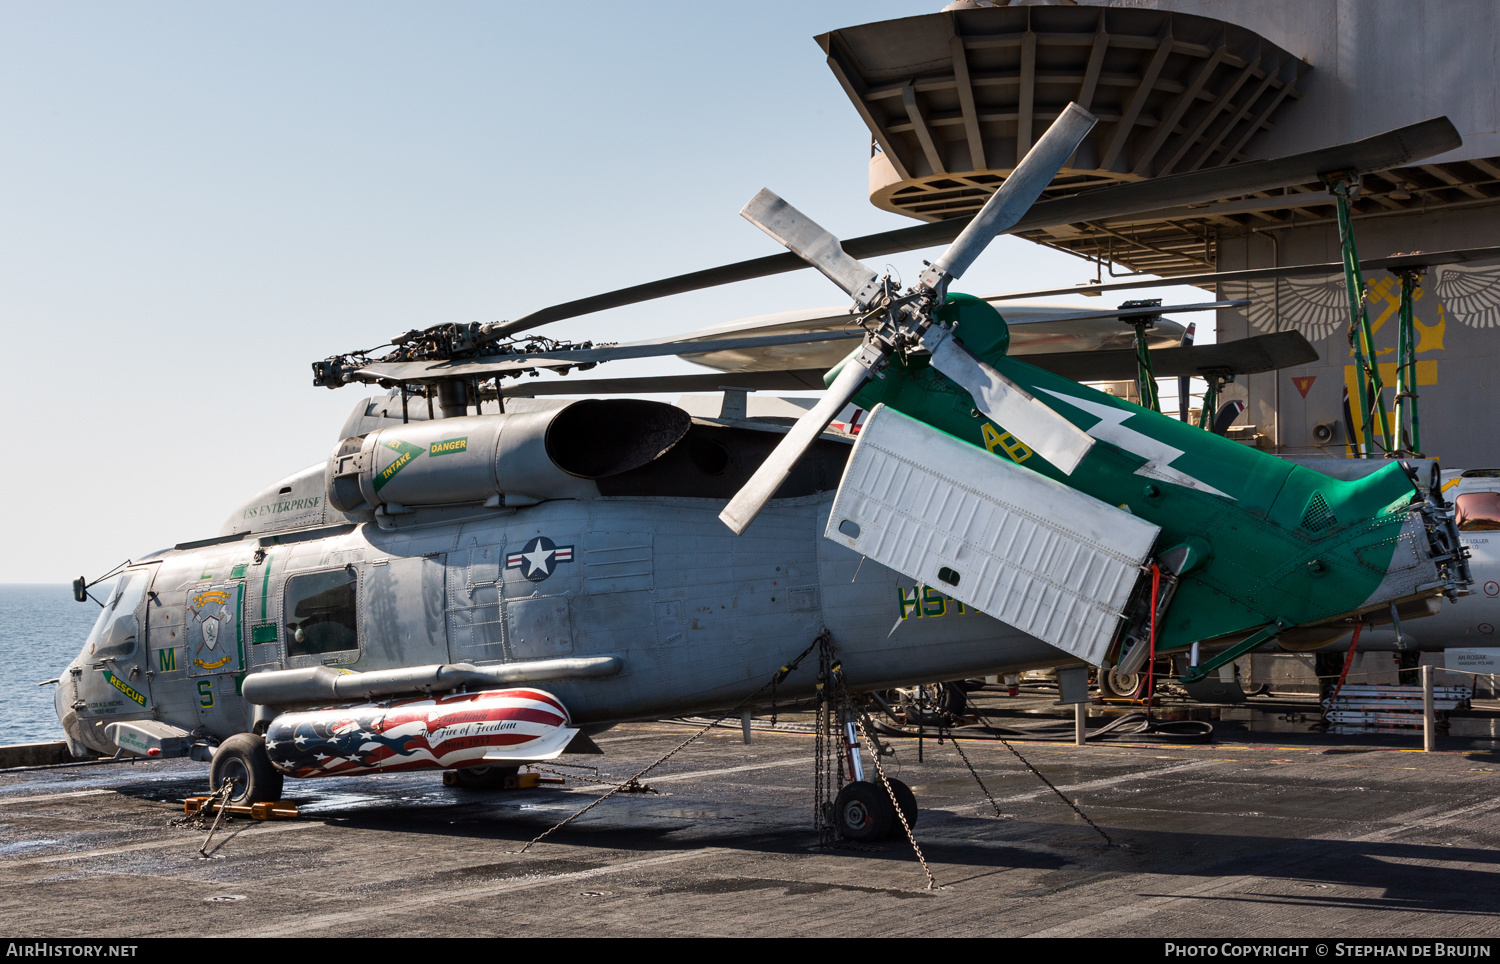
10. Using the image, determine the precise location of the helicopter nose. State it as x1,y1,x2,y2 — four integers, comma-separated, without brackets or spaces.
53,662,87,754
53,655,116,758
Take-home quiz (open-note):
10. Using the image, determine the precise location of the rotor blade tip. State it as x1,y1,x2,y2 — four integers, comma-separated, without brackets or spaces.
1064,102,1098,125
718,508,750,536
741,188,778,217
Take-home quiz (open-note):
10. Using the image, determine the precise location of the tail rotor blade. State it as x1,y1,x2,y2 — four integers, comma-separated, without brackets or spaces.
921,103,1097,289
922,328,1095,474
1177,322,1197,422
1212,400,1246,436
719,343,886,534
740,189,883,308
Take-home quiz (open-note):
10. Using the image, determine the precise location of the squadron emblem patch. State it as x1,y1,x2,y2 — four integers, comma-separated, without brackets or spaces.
190,589,235,670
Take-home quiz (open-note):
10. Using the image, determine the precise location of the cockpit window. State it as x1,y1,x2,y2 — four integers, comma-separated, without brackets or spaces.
285,569,358,657
1455,491,1500,531
87,572,146,659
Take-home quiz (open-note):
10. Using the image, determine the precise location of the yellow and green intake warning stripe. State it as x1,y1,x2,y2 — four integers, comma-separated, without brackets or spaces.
374,439,425,492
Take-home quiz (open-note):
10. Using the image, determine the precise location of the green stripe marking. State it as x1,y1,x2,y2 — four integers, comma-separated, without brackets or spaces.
260,550,273,622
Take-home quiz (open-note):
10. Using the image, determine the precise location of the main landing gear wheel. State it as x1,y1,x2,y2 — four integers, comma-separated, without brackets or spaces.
445,765,520,789
834,781,894,841
209,733,284,806
883,778,918,836
930,682,967,719
887,681,968,725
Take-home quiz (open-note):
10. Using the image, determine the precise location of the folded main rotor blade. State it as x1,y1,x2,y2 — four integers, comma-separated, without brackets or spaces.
353,330,860,384
1026,330,1318,382
1027,116,1458,235
497,330,1314,398
491,118,1459,338
1025,299,1247,324
719,344,886,535
501,369,833,397
986,244,1500,302
922,103,1097,288
740,189,881,307
922,327,1095,475
490,251,813,338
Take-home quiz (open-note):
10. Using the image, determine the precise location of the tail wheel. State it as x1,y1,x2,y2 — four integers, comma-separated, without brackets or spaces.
1103,665,1142,699
1102,662,1161,701
209,733,284,806
834,781,894,841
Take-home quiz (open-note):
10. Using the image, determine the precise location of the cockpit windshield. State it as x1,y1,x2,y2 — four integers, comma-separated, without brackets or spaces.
1455,491,1500,531
85,571,147,658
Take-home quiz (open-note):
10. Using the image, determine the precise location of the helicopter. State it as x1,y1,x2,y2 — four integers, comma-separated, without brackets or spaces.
54,106,1472,840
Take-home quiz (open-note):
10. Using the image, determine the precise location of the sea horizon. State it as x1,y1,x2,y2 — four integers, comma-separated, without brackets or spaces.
0,583,103,743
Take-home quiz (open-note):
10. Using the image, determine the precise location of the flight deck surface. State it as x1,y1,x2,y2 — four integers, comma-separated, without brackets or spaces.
3,688,1498,939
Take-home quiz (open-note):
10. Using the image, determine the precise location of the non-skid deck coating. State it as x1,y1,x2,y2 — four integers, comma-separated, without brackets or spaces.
2,690,1498,938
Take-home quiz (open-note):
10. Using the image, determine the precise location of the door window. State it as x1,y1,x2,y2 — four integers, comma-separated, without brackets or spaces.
285,569,358,657
1455,491,1500,531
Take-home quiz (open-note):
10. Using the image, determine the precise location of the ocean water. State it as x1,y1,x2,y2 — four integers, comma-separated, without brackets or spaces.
0,585,100,743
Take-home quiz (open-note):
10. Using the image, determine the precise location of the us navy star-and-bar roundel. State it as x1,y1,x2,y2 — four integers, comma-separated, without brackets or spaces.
506,536,575,582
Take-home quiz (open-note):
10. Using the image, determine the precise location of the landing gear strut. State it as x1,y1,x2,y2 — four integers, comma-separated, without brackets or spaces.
816,639,923,844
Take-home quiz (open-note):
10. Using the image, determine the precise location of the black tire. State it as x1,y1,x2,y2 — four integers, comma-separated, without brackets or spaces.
834,781,894,841
882,777,919,836
448,765,519,789
893,682,968,725
933,682,967,718
209,733,284,806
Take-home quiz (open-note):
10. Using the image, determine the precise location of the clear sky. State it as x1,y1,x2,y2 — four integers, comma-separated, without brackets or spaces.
0,1,1206,583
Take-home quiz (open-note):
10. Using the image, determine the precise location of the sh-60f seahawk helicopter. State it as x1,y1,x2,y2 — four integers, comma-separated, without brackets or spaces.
55,107,1471,835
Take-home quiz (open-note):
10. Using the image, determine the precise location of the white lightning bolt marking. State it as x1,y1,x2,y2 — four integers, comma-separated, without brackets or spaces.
1038,388,1234,501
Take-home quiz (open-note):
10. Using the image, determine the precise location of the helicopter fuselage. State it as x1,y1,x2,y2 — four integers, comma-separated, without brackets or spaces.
56,492,1065,759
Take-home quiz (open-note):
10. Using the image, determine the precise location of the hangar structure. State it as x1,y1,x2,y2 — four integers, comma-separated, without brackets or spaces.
821,0,1500,467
